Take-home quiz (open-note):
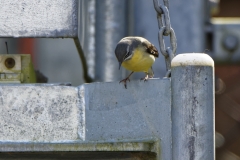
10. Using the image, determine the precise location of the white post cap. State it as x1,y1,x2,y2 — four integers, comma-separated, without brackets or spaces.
171,53,214,67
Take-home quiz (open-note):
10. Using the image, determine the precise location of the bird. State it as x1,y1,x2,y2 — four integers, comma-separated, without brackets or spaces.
115,36,159,88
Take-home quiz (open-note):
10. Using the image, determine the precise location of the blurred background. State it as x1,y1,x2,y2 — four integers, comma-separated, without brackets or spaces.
0,0,240,159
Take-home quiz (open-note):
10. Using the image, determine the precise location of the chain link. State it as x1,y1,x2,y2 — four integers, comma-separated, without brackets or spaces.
153,0,177,77
163,0,169,9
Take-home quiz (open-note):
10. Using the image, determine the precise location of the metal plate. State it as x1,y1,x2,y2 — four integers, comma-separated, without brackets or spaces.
212,18,240,63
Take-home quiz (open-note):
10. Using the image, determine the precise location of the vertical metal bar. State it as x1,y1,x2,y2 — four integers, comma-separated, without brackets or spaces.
78,0,96,80
171,53,215,160
76,0,94,83
95,0,127,82
168,0,206,53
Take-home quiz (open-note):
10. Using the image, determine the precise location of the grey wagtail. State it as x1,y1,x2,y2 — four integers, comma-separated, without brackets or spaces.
115,36,159,88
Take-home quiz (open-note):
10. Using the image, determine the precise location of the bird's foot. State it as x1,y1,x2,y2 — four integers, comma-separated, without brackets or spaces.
140,75,150,82
119,77,130,89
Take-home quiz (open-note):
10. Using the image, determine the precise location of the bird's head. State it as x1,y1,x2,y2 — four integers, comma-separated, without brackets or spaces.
115,39,134,69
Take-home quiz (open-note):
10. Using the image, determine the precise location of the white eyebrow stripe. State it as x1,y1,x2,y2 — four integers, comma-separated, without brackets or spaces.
126,45,130,53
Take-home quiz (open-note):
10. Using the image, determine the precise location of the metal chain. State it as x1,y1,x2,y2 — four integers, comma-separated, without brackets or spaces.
153,0,177,77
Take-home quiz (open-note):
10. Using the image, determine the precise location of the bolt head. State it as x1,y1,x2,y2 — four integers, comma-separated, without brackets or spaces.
222,35,239,52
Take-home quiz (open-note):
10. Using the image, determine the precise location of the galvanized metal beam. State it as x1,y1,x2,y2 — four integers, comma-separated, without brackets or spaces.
171,53,215,160
0,79,171,160
0,0,78,38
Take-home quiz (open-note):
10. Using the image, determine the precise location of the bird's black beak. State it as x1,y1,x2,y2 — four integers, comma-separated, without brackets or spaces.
119,62,122,70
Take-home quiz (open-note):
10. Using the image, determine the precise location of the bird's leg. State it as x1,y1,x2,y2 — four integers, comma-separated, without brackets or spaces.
119,71,134,89
149,74,154,78
141,67,154,82
140,74,149,82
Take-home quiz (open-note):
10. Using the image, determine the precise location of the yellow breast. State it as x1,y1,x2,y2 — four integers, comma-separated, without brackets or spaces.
122,47,155,72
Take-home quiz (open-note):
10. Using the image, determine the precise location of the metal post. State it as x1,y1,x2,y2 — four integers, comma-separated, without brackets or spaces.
95,0,127,82
171,53,215,160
